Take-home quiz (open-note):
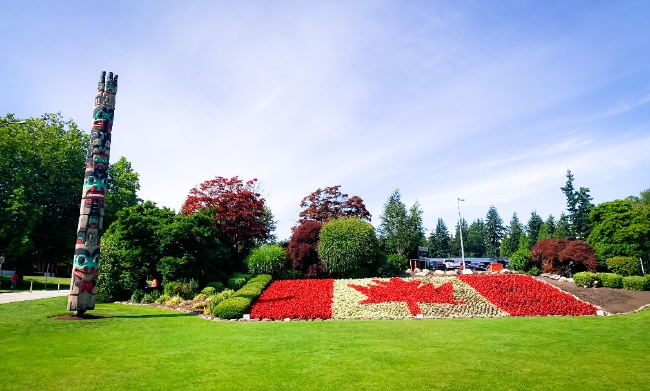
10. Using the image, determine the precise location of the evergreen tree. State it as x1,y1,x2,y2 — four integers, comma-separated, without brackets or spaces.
560,170,594,239
428,218,450,257
450,218,469,257
466,218,487,257
554,213,571,239
526,211,544,249
378,189,425,257
485,206,504,257
537,215,556,241
501,212,523,257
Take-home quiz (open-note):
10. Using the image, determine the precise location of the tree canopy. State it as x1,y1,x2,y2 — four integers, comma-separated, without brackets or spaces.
182,176,273,259
377,189,425,257
298,185,371,224
0,114,88,273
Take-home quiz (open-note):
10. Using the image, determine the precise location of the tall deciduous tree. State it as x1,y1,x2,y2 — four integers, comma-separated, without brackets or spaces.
428,218,450,257
104,156,142,230
0,114,88,274
587,200,650,266
485,206,504,257
298,185,371,223
182,176,272,259
377,189,424,257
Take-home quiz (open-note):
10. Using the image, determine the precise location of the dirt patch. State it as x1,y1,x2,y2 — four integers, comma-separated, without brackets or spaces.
536,276,650,314
49,314,112,321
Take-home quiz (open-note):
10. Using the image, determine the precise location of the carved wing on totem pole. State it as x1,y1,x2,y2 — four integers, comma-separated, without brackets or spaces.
67,71,118,314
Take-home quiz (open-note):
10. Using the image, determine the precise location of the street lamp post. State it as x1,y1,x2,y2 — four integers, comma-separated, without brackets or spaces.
458,198,472,274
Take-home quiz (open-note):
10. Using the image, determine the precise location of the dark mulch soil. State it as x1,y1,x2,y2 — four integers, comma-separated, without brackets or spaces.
537,276,650,314
50,314,112,321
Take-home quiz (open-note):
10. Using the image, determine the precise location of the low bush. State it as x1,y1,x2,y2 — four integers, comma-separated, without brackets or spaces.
378,254,406,278
213,297,252,319
228,276,248,291
205,281,224,292
201,287,217,296
155,294,171,304
573,272,597,287
233,286,262,300
208,289,234,314
622,276,650,291
246,244,288,275
509,249,531,272
527,266,541,276
274,268,303,280
141,293,156,304
598,273,623,289
130,289,144,303
606,256,641,277
165,295,184,305
246,274,273,289
163,281,180,297
193,293,209,301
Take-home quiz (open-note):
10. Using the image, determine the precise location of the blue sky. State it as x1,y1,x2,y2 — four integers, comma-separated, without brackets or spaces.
2,1,649,240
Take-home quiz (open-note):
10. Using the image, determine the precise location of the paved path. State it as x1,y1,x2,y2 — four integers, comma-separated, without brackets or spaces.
0,290,69,304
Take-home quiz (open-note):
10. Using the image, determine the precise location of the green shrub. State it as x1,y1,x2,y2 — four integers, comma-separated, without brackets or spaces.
246,244,288,275
527,266,541,276
141,293,156,304
509,249,531,272
208,289,235,314
378,254,407,277
201,287,217,296
598,273,623,289
573,272,597,287
228,276,248,291
232,286,262,300
274,268,303,280
165,295,184,305
155,294,171,304
205,281,224,292
193,293,209,301
130,289,145,303
213,297,252,319
318,217,380,277
622,276,650,291
163,281,180,296
606,256,641,277
248,274,272,288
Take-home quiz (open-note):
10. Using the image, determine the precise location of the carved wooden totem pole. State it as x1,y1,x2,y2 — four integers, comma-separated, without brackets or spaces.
67,71,118,315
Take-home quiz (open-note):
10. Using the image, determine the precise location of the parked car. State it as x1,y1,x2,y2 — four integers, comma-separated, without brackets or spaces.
472,264,487,271
427,260,447,271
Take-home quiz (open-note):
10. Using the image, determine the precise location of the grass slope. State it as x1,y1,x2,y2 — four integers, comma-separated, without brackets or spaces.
0,275,70,293
0,297,648,390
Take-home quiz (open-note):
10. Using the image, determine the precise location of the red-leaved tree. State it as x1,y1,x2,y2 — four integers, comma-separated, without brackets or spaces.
299,185,371,224
531,239,597,275
182,176,269,259
287,220,324,278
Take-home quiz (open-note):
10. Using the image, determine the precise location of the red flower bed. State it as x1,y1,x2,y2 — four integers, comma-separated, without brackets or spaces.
250,279,334,319
458,274,597,316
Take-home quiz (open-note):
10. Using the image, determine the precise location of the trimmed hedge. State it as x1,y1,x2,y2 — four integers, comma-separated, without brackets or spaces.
598,273,623,289
212,274,273,319
606,256,641,277
622,276,650,291
213,297,253,319
228,276,249,291
573,272,597,287
509,249,531,272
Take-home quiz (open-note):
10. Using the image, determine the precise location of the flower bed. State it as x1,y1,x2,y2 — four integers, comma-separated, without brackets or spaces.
249,275,597,320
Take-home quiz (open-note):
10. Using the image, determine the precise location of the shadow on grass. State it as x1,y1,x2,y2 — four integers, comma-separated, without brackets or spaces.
109,313,192,319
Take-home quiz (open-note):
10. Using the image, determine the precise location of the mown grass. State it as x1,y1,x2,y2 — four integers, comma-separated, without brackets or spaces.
0,297,648,390
0,274,70,293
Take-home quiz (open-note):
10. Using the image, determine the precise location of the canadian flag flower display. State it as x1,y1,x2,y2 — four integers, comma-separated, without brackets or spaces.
249,274,597,320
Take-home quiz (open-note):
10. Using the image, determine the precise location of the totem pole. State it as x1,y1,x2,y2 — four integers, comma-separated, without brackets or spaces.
67,71,118,315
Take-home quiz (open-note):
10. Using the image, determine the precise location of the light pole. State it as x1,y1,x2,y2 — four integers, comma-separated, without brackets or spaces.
457,198,471,274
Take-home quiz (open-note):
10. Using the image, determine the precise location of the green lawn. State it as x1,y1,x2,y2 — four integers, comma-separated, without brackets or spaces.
0,274,70,293
1,297,648,390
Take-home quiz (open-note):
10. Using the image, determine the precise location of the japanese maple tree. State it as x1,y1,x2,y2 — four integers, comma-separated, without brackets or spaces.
531,238,597,275
287,220,324,277
298,185,371,223
182,176,270,258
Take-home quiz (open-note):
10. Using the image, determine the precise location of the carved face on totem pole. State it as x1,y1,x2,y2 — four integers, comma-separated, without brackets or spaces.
72,248,100,296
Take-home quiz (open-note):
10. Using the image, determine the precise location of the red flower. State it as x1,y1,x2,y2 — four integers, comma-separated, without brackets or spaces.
458,274,596,316
250,279,334,320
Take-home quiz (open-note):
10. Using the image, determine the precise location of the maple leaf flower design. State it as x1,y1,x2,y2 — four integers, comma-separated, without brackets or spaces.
348,278,466,316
